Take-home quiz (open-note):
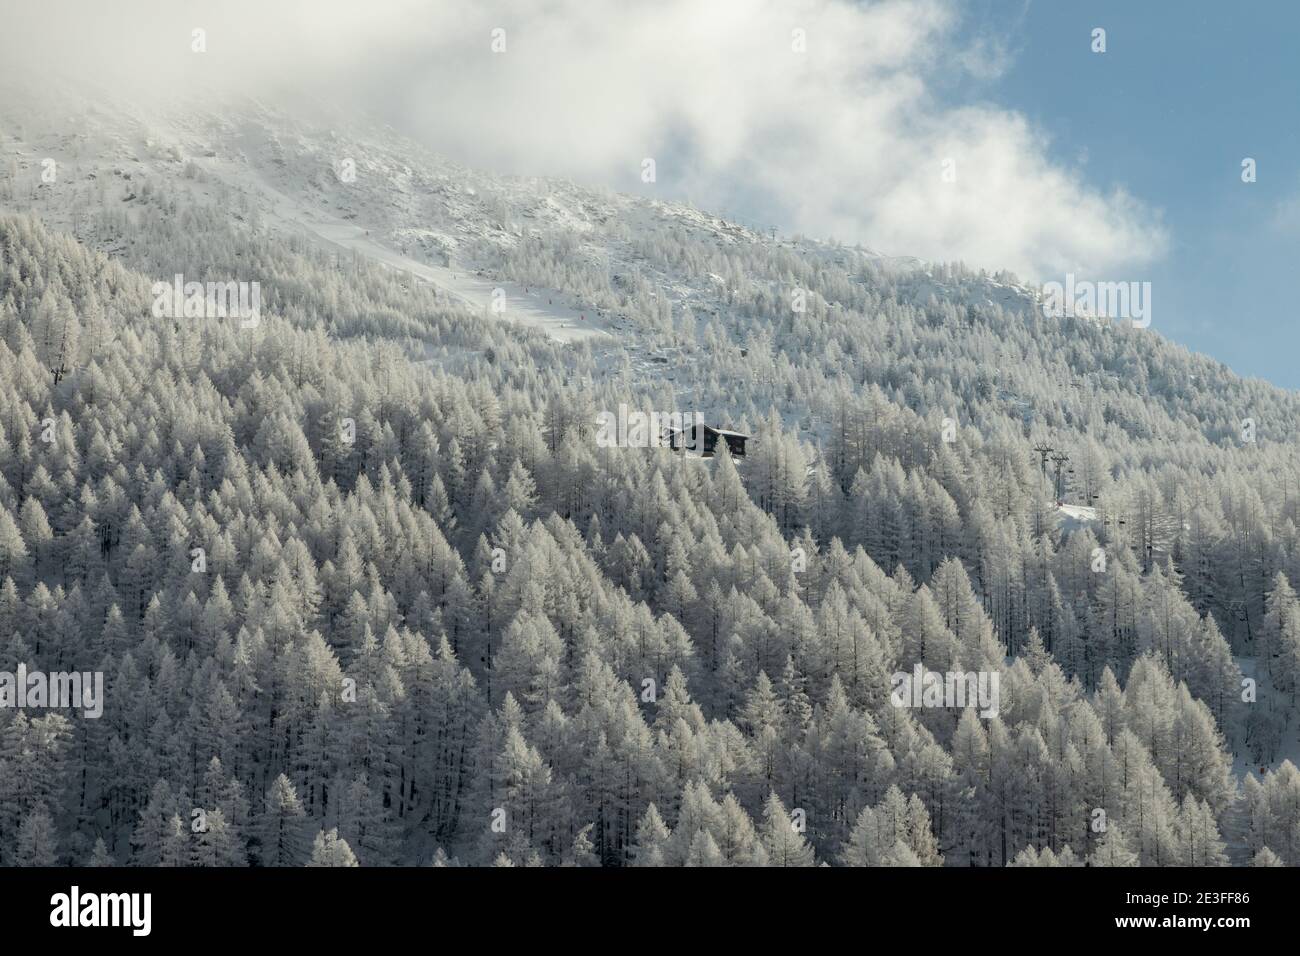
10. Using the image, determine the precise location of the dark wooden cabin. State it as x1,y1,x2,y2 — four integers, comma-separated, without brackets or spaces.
664,424,750,459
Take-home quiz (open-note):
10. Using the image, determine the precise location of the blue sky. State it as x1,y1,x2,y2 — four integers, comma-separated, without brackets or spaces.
958,0,1300,388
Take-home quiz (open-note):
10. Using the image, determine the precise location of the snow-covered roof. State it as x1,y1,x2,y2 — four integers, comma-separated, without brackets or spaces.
663,425,750,439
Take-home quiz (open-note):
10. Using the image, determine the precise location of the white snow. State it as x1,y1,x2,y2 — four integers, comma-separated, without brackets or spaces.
189,155,614,344
1054,503,1098,533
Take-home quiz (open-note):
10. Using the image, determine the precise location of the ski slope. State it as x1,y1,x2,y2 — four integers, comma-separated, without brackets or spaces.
1054,503,1098,532
194,156,613,344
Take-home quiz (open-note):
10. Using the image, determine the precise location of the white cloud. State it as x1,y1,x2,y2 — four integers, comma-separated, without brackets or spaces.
0,0,1167,279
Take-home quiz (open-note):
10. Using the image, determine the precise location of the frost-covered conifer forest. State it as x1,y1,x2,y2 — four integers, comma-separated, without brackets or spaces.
0,1,1298,877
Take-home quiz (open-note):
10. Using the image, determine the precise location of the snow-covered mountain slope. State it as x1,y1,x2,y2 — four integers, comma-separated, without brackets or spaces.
6,82,1300,459
2,85,1039,349
8,80,1300,868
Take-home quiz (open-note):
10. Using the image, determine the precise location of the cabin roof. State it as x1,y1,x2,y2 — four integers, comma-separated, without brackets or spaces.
664,424,750,439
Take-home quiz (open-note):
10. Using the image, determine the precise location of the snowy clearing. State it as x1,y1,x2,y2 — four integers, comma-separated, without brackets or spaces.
193,156,614,344
1054,503,1098,532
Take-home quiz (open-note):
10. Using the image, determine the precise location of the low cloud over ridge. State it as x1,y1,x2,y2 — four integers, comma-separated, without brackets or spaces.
0,0,1167,279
